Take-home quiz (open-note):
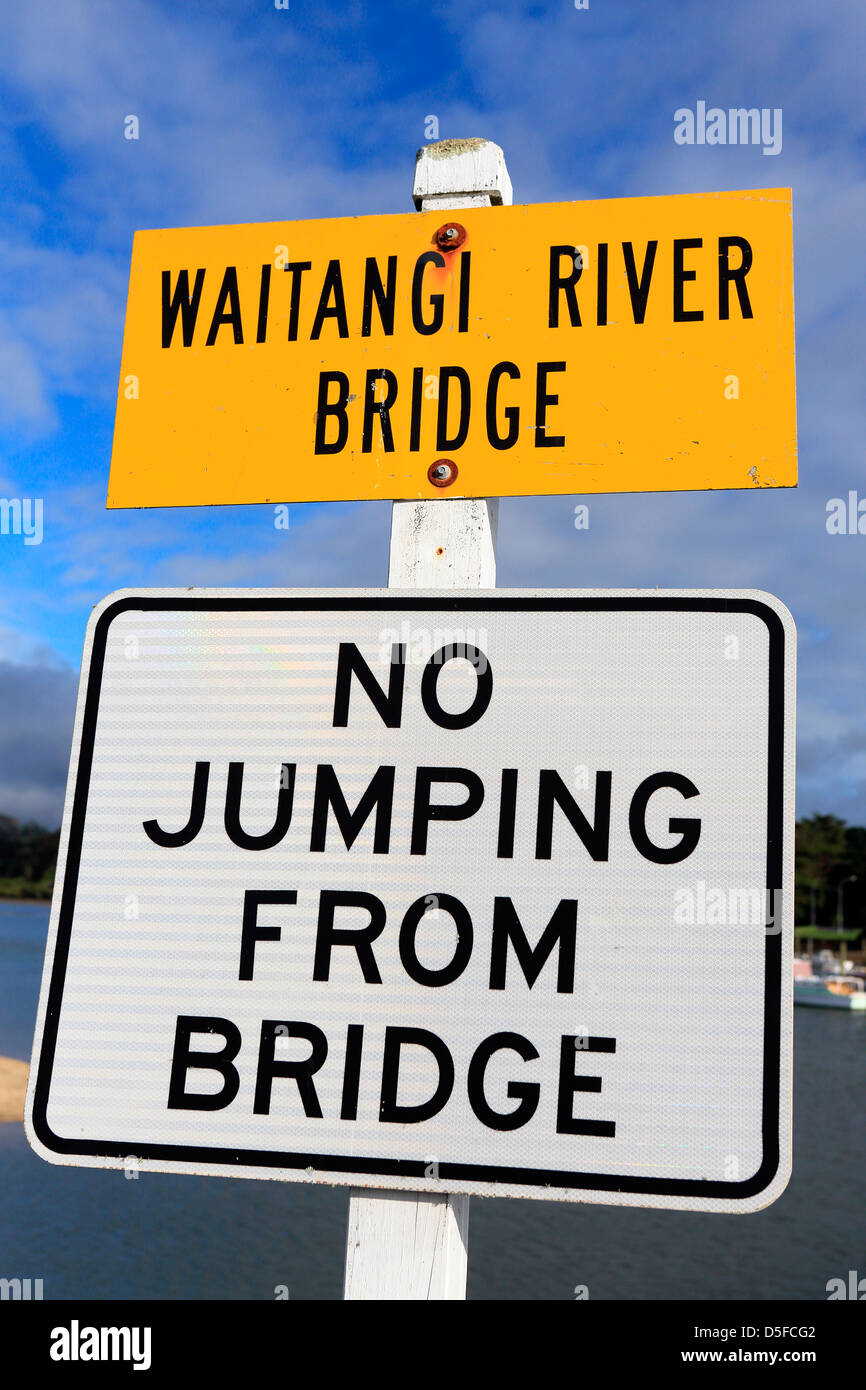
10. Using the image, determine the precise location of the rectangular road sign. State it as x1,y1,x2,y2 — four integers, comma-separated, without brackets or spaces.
108,190,796,507
27,588,795,1211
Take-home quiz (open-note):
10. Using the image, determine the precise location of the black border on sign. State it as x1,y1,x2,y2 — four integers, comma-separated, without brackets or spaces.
31,595,787,1199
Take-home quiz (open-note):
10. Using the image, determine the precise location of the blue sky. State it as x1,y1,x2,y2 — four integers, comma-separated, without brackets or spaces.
0,0,865,825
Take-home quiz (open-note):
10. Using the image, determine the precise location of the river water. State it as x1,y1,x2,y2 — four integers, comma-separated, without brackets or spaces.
1,901,863,1300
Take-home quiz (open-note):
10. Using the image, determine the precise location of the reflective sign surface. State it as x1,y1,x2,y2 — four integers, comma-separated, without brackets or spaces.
28,588,795,1211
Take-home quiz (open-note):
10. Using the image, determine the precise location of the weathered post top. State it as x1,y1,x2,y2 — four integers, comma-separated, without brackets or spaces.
413,137,513,209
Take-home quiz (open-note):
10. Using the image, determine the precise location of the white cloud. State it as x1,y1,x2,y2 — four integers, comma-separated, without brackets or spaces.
0,320,55,429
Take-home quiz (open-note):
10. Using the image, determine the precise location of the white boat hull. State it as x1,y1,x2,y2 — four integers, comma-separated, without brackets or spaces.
794,980,866,1010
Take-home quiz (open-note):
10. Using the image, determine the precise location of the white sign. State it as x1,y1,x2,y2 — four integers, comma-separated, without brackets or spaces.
27,589,795,1212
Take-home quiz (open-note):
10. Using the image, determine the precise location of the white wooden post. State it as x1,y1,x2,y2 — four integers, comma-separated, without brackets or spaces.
343,138,512,1301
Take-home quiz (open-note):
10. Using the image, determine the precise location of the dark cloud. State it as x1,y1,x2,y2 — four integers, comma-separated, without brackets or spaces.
0,659,77,828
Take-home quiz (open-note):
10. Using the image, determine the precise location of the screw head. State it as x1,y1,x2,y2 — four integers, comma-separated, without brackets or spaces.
435,222,467,251
428,459,458,488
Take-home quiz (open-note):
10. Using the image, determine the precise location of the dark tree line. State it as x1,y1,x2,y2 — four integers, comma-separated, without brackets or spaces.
0,815,60,885
0,811,864,931
795,814,866,932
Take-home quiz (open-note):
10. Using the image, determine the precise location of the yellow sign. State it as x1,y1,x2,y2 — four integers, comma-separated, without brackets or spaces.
108,189,796,507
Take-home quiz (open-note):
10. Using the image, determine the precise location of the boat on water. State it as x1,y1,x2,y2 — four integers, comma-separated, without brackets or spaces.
793,957,866,1010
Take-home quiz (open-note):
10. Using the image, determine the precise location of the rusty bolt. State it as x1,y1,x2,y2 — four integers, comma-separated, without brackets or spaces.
428,459,459,488
435,222,467,251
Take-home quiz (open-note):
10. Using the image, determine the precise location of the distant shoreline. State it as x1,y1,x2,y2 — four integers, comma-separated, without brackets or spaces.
0,881,52,903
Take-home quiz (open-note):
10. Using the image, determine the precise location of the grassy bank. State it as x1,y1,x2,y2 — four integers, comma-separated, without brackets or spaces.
0,874,53,901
